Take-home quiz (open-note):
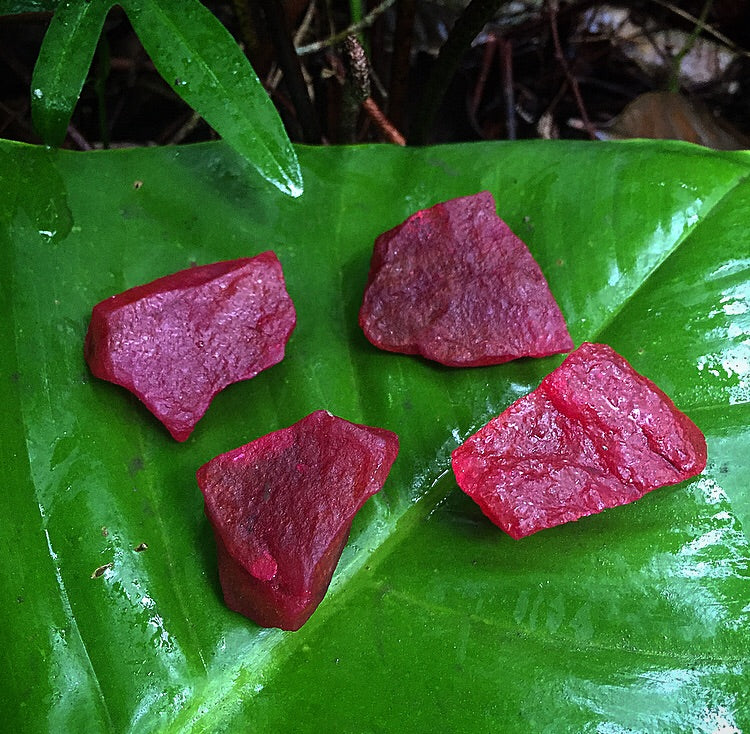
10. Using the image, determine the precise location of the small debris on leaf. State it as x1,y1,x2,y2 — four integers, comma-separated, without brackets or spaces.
196,410,399,631
128,456,144,476
91,562,113,579
359,192,573,366
134,543,148,552
84,254,296,441
452,342,707,539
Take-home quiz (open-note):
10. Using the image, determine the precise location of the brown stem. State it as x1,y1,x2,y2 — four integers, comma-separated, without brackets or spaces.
362,97,406,145
387,0,416,130
469,34,496,124
498,36,516,140
229,0,263,61
258,0,322,143
67,123,92,150
411,0,510,145
548,0,595,140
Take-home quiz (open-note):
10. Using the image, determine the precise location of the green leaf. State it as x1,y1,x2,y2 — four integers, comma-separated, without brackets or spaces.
119,0,303,197
23,0,302,195
30,0,113,146
2,138,749,732
0,1,58,13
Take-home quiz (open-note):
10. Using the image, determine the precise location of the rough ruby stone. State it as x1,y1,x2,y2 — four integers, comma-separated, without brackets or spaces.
359,191,573,366
84,254,296,441
451,343,707,539
196,410,399,630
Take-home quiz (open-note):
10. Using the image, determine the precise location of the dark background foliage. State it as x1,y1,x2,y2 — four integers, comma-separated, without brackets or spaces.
1,0,749,151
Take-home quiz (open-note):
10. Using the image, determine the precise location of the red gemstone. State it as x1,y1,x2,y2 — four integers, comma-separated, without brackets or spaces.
452,343,707,538
359,191,573,366
196,410,399,630
85,254,296,441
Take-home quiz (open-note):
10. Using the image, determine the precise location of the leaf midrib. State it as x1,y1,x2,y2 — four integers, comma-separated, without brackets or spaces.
589,171,750,349
383,587,748,667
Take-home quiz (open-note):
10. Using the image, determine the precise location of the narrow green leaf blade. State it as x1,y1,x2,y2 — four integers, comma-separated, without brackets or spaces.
30,0,112,145
120,0,303,197
2,138,749,732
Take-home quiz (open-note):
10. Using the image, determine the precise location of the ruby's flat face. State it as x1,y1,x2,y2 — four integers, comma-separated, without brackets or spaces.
197,411,399,630
359,191,573,367
452,343,707,539
84,253,296,441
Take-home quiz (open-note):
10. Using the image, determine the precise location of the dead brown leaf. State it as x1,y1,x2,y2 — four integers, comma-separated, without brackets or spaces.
601,91,750,150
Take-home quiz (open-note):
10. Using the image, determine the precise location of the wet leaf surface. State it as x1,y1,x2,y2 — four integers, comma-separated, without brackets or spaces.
2,138,749,732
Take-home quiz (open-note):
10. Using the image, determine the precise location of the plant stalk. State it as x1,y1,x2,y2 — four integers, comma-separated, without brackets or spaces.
258,0,322,143
411,0,508,145
387,0,415,130
94,35,110,149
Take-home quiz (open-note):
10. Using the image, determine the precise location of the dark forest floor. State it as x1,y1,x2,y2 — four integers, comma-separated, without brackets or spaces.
2,1,749,151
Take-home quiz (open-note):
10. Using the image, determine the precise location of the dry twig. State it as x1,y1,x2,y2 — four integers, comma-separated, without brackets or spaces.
297,0,397,55
548,0,596,140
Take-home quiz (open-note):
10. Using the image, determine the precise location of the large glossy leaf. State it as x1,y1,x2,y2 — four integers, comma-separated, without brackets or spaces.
2,138,749,732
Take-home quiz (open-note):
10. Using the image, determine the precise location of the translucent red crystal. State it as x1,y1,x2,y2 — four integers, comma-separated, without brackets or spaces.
196,410,399,630
359,191,573,366
452,343,707,538
85,254,296,441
